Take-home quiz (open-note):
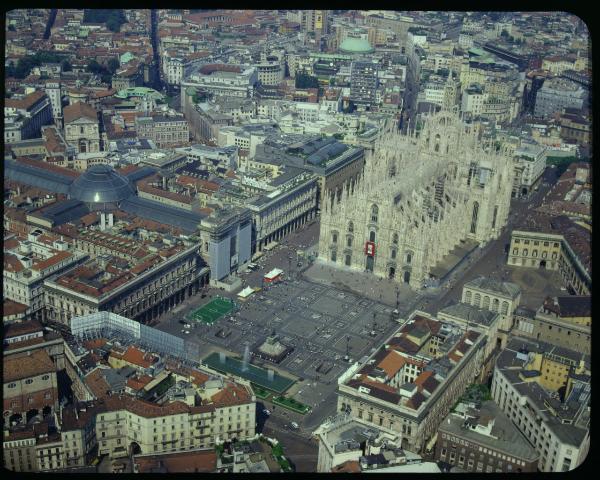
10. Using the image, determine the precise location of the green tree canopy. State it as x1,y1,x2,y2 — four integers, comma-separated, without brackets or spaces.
87,59,104,74
107,58,120,74
83,9,127,32
295,73,319,89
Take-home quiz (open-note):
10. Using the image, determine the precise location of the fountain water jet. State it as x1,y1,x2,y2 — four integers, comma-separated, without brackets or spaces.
242,344,251,372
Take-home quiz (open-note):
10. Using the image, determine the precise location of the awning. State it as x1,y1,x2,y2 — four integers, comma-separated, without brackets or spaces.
237,286,255,298
264,268,284,281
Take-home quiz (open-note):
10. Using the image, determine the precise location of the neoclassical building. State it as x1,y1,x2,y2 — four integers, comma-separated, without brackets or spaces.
63,101,100,154
318,109,514,289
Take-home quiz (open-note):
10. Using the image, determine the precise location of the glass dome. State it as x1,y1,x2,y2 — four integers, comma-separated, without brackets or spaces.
68,164,134,206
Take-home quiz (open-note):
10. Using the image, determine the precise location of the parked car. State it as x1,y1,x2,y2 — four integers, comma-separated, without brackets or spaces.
291,422,299,430
263,409,271,416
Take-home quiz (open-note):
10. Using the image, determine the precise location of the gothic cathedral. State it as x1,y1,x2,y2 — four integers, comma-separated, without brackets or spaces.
318,109,514,289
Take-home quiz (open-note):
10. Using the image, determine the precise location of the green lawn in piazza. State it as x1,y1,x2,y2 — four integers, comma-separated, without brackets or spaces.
188,297,235,325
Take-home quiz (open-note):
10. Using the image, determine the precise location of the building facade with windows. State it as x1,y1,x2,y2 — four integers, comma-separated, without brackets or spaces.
460,276,521,332
4,349,59,420
512,296,591,355
491,338,590,472
435,400,539,472
507,215,591,295
63,102,100,154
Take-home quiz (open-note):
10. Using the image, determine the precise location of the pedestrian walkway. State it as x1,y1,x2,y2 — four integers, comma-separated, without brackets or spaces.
303,260,416,308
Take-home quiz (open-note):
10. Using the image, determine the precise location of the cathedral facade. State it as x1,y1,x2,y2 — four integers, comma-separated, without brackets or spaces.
317,110,515,289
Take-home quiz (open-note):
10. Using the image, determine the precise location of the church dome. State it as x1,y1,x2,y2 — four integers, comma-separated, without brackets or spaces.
339,37,375,54
68,164,134,206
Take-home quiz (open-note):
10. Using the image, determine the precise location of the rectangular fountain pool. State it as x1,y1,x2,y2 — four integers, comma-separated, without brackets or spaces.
202,352,296,394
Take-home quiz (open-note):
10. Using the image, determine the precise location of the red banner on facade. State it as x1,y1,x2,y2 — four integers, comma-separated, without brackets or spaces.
365,241,375,256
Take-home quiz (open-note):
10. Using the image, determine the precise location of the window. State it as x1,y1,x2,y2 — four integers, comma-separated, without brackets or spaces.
25,379,33,385
41,375,50,381
371,204,379,223
369,231,376,242
513,248,519,255
347,237,352,247
8,383,16,388
332,233,338,243
348,222,354,233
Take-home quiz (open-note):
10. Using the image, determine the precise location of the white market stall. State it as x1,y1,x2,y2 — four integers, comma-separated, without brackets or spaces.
264,268,284,284
237,286,256,299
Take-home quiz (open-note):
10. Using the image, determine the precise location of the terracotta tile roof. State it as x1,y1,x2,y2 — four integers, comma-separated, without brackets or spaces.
3,300,30,318
331,460,361,473
377,350,406,378
134,449,217,473
4,90,46,111
4,349,55,382
102,395,191,418
16,156,80,178
189,370,210,387
111,345,157,369
4,236,21,251
4,253,25,273
83,338,108,350
387,335,420,354
406,391,427,410
414,370,434,387
91,88,117,99
4,336,47,351
130,254,161,275
127,374,154,391
211,382,252,407
448,351,462,364
138,183,194,204
63,101,98,124
79,212,99,227
4,207,27,223
31,250,73,272
358,376,398,394
420,374,440,395
61,403,100,431
84,368,112,398
42,126,67,154
4,319,44,338
116,164,141,175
